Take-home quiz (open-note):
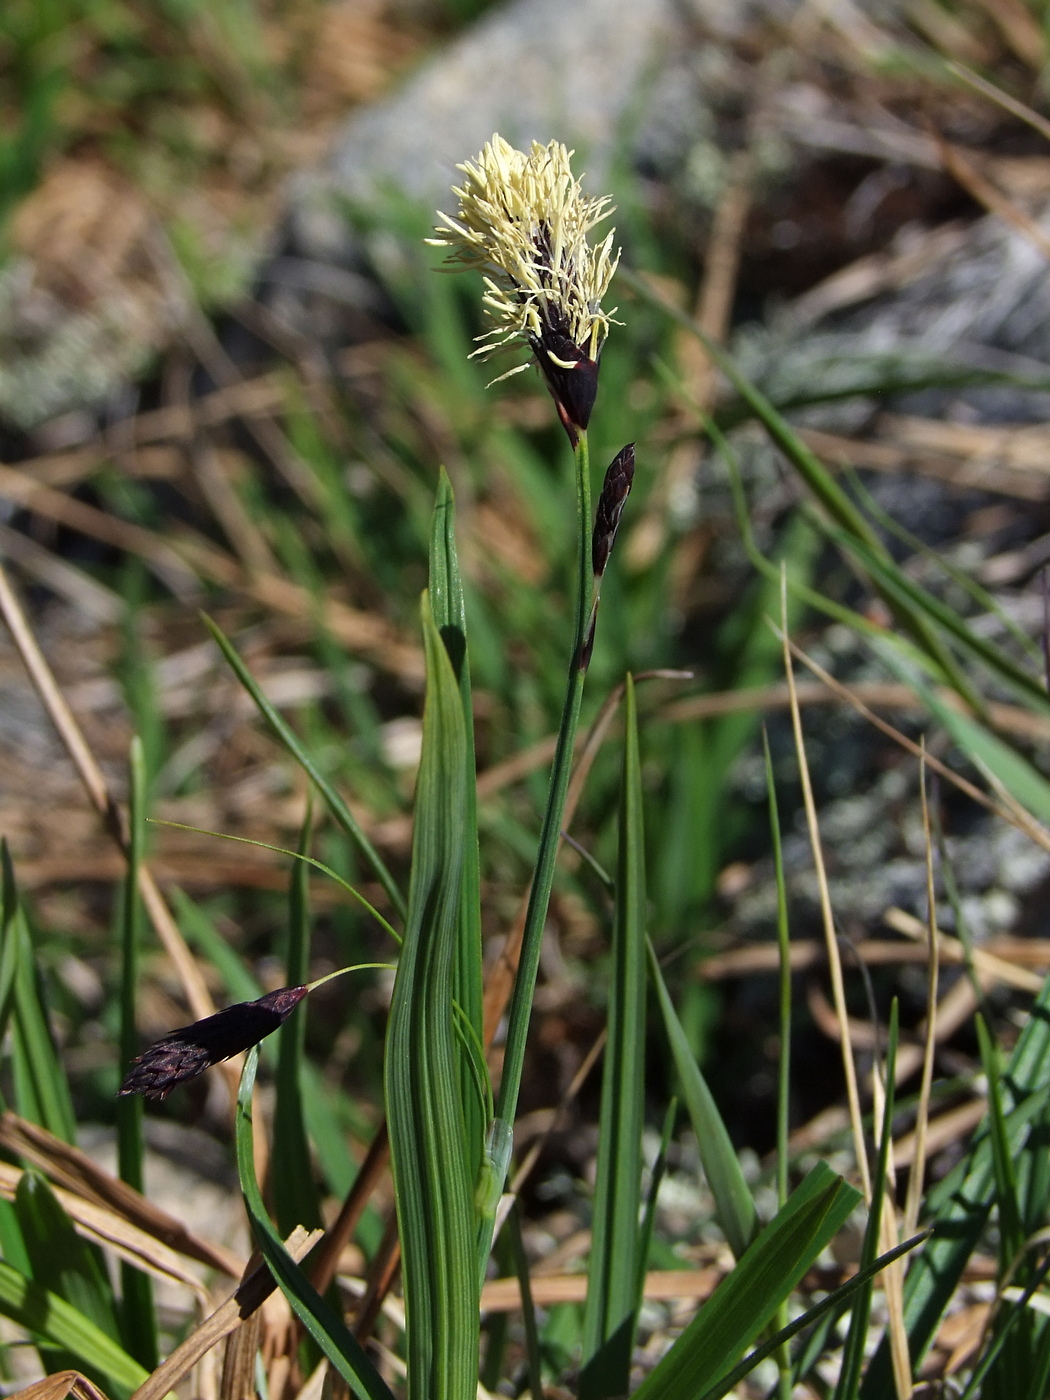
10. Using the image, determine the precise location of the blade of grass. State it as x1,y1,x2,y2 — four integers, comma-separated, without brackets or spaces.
0,1258,149,1398
635,284,980,704
904,754,940,1243
860,974,1050,1394
11,893,76,1144
834,1001,899,1400
976,1014,1024,1267
636,1099,676,1322
763,727,791,1215
780,572,870,1201
507,1201,543,1400
647,941,756,1260
844,465,1040,666
480,426,596,1270
384,591,478,1400
0,842,24,1063
631,1163,862,1400
975,1005,1034,1399
235,1047,394,1400
115,737,156,1369
580,673,649,1400
827,524,1050,716
429,468,485,1187
153,821,399,944
871,640,1050,825
764,725,792,1400
958,1250,1050,1400
273,804,322,1236
697,1231,929,1400
700,400,950,692
202,613,406,921
14,1170,122,1370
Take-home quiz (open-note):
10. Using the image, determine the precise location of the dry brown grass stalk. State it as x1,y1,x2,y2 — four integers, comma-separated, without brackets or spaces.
0,1111,242,1276
780,575,871,1198
129,1227,321,1400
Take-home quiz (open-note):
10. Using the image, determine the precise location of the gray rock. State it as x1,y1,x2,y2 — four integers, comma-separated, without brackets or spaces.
289,0,677,259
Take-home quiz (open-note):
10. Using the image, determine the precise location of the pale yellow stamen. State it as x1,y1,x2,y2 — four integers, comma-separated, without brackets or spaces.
428,135,620,371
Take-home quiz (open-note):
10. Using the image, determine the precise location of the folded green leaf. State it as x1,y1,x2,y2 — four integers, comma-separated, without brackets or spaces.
429,470,485,1196
385,591,479,1400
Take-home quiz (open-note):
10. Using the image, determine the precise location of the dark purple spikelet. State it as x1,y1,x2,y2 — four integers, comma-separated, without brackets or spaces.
118,986,309,1101
531,331,601,448
592,444,636,578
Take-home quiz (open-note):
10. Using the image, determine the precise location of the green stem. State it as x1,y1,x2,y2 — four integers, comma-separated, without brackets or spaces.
481,429,593,1263
769,734,792,1400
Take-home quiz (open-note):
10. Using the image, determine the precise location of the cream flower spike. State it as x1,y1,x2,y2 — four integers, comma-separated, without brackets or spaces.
428,135,620,443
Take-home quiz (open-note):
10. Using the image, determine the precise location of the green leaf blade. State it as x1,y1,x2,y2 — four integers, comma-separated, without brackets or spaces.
273,806,323,1237
384,590,479,1400
235,1047,394,1400
633,1164,861,1400
581,673,649,1399
649,942,757,1261
202,613,406,921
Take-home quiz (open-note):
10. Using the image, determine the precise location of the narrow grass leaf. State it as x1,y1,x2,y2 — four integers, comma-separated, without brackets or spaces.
0,842,22,1047
860,973,1050,1394
648,941,756,1260
114,737,156,1369
428,469,485,1187
763,728,791,1213
202,614,406,921
836,527,1050,715
958,1251,1050,1400
235,1047,394,1400
273,806,323,1235
695,1232,928,1400
701,401,947,686
834,1001,899,1400
636,1099,677,1321
10,894,76,1143
633,274,982,699
873,640,1050,824
581,673,649,1399
0,1258,148,1398
384,591,478,1400
975,1014,1023,1265
14,1170,122,1374
974,1011,1034,1400
632,1163,861,1400
508,1202,543,1400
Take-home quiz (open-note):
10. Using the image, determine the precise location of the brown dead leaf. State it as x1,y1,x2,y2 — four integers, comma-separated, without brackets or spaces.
6,1372,111,1400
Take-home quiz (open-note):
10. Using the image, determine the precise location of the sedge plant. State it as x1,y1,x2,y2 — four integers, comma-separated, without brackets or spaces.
0,135,954,1400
